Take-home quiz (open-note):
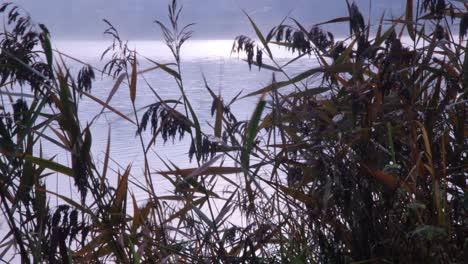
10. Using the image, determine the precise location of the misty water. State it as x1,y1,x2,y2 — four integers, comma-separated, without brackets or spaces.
39,40,318,203
2,41,317,256
4,0,410,203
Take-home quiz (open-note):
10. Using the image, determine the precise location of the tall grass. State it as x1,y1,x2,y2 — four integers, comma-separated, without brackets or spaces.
0,0,466,263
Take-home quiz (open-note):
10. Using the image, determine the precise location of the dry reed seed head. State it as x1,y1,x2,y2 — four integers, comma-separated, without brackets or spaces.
154,0,194,63
309,26,334,51
292,31,311,54
282,27,293,42
275,25,285,42
72,151,91,204
77,65,95,94
188,139,196,162
67,131,92,206
232,35,264,70
51,211,62,228
69,209,78,228
44,205,89,262
460,13,468,39
210,97,236,121
349,2,365,35
233,35,252,53
256,48,263,70
189,135,219,162
38,23,49,36
331,41,346,61
274,25,330,54
247,46,254,69
0,4,53,98
138,102,192,143
2,4,33,35
422,0,447,20
101,20,134,78
210,97,223,117
12,99,28,124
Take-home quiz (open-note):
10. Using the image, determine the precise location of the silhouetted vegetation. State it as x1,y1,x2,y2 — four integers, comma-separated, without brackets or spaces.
0,0,466,263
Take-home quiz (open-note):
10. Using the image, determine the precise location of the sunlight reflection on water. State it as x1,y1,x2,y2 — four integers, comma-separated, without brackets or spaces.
0,40,317,262
42,40,318,201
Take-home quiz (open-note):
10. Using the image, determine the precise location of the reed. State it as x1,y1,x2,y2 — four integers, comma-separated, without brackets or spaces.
0,0,466,263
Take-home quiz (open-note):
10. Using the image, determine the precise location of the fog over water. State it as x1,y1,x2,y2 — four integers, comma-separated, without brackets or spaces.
3,0,409,199
44,40,315,201
12,0,406,40
1,1,465,263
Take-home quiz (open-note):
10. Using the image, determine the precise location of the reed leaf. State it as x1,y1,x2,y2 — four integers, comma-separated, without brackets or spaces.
241,93,266,169
243,10,273,58
244,64,352,97
23,155,73,177
130,51,137,104
406,0,415,40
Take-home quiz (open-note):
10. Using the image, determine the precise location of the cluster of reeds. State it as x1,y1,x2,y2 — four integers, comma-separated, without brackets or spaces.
0,0,466,263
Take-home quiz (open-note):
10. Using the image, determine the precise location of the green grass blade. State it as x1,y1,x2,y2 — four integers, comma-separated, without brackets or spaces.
244,64,352,98
243,10,273,58
241,94,266,169
23,155,73,176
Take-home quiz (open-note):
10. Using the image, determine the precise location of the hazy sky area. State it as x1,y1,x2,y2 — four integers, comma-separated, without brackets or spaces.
9,0,407,40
